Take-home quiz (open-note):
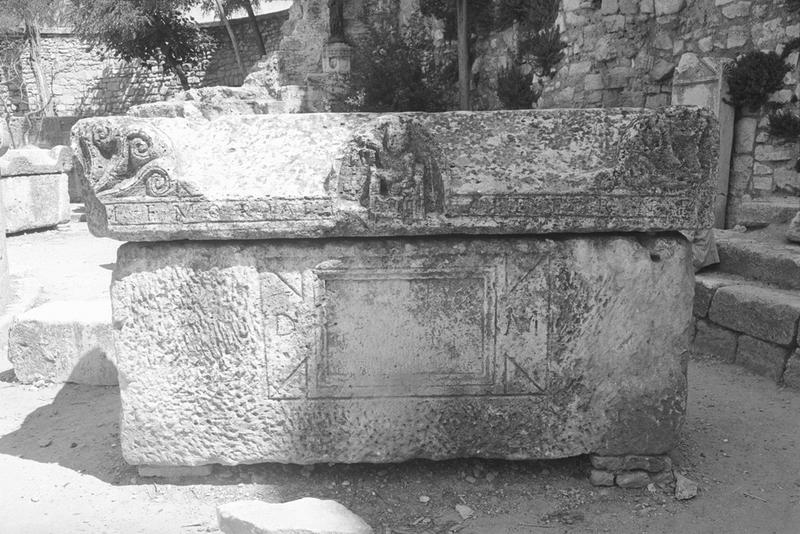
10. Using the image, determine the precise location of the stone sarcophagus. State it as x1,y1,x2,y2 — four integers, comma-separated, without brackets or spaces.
72,108,715,469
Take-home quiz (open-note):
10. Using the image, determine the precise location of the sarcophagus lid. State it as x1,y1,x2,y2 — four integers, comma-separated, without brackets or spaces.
71,107,716,241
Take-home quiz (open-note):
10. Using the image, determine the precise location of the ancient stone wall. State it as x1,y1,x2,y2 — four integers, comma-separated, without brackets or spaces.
1,11,288,118
542,0,800,227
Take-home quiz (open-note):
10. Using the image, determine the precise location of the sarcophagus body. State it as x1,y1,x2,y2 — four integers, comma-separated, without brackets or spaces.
73,108,715,467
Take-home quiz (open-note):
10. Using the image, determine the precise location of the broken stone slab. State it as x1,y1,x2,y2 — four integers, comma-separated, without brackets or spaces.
1,173,70,234
217,498,373,534
111,234,691,467
71,107,716,241
8,299,117,385
128,86,289,120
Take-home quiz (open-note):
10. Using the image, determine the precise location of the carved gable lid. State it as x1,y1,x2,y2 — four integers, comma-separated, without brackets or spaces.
71,107,716,242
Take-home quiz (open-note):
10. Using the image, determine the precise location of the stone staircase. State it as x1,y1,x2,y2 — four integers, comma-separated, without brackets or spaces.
692,228,800,389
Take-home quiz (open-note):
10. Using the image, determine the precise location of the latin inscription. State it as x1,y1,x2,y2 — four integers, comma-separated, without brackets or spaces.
309,268,498,398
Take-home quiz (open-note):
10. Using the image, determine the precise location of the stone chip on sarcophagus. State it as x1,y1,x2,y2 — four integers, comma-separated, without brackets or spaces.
71,107,716,469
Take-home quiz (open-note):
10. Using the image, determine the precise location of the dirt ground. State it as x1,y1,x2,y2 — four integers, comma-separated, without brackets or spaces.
0,354,797,534
2,222,799,533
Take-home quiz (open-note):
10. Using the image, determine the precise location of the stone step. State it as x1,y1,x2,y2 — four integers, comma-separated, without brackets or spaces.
714,229,800,290
7,299,117,385
692,272,800,388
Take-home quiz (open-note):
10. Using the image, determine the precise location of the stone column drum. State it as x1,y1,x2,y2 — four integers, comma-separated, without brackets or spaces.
72,108,716,470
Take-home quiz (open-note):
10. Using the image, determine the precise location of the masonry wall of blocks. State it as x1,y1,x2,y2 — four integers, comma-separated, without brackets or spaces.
692,276,800,388
0,11,288,117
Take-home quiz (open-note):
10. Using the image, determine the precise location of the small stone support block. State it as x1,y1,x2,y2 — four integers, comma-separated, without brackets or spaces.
589,454,674,489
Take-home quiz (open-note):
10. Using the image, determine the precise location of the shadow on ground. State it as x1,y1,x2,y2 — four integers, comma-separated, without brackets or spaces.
0,383,130,484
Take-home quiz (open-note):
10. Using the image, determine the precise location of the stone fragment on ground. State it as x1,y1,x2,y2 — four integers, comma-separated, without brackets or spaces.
8,299,116,385
674,473,699,500
217,498,373,534
455,504,474,520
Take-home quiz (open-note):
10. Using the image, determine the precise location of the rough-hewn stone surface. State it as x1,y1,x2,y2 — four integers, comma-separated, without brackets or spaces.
72,107,716,241
783,350,800,389
1,172,70,234
692,319,737,362
693,274,745,318
0,187,8,314
735,335,790,382
217,498,374,534
110,234,691,466
0,146,72,176
8,300,117,385
1,146,71,234
716,229,800,290
708,285,800,345
788,211,800,243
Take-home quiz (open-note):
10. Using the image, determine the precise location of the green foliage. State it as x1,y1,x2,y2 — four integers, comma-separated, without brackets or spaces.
520,26,566,78
495,0,559,32
345,17,457,112
725,51,792,110
419,0,494,41
496,63,538,109
768,107,800,139
69,0,215,89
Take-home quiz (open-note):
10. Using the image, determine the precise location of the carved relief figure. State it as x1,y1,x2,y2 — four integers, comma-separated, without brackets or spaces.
328,0,345,43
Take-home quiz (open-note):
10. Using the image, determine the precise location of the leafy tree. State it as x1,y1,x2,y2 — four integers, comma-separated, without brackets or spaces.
0,0,62,115
200,0,268,56
69,0,215,90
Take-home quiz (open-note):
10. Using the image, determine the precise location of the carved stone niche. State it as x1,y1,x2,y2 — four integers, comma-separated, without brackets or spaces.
323,42,352,74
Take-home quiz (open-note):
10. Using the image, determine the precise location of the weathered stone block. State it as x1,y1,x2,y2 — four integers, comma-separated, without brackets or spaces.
0,188,8,314
694,274,745,317
709,285,800,345
734,118,757,154
654,0,684,15
788,211,800,243
71,108,716,242
735,335,790,382
8,300,116,385
217,498,373,534
616,470,651,488
691,319,737,361
1,172,70,234
590,469,616,486
110,234,691,466
782,350,800,389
